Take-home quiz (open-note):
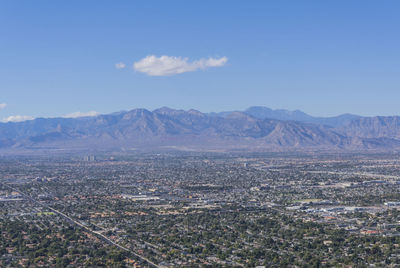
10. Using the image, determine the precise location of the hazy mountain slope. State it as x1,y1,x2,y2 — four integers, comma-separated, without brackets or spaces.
245,106,314,122
338,116,400,139
1,107,400,152
262,120,347,148
243,106,361,127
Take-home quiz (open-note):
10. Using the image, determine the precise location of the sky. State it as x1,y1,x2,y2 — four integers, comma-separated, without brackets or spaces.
1,1,400,121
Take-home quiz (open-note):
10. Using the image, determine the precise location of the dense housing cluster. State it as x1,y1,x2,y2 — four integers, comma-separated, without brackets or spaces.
1,152,400,267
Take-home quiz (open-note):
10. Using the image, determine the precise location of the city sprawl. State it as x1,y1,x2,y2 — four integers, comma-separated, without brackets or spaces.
2,152,400,267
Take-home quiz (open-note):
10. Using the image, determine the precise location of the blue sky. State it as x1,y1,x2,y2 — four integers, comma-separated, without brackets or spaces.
1,1,400,121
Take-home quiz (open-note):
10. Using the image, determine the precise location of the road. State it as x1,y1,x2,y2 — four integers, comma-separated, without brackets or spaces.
304,170,400,180
0,182,160,268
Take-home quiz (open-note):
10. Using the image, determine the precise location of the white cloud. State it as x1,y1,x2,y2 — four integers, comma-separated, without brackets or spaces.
63,111,99,118
2,115,34,123
115,62,126,69
133,55,228,76
0,103,7,110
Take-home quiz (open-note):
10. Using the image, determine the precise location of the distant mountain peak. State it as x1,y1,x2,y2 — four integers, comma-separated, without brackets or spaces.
243,106,361,127
153,106,175,113
0,106,399,152
187,109,204,116
153,107,186,115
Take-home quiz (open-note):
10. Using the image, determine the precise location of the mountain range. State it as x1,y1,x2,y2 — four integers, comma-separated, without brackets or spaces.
1,106,400,153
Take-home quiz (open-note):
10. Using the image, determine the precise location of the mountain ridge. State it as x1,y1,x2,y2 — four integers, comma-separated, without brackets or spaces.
1,107,400,152
211,106,362,127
